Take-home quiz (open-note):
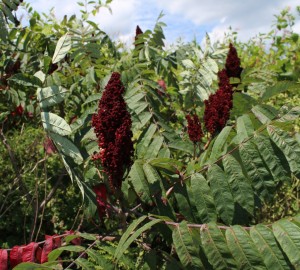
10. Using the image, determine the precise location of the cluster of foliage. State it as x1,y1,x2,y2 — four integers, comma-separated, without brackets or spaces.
0,0,300,269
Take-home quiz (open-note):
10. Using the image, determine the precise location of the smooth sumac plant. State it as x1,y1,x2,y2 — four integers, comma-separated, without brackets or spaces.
1,1,300,269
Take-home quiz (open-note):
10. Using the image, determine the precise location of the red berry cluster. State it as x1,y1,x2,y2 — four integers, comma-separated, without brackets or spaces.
186,114,203,143
225,43,243,79
157,79,167,96
10,105,24,117
135,25,144,47
92,72,134,192
203,72,233,135
0,59,21,91
93,183,110,220
203,43,242,136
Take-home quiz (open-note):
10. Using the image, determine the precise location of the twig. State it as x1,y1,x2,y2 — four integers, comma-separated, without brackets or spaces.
38,172,65,211
35,155,48,242
30,181,39,242
65,239,99,269
0,128,32,203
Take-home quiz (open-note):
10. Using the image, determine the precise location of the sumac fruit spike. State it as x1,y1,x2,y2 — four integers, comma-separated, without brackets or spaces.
93,183,110,220
225,43,243,79
204,69,233,136
186,114,203,143
92,72,134,192
135,25,144,47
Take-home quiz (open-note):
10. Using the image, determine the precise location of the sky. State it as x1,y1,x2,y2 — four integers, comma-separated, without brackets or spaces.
20,0,300,46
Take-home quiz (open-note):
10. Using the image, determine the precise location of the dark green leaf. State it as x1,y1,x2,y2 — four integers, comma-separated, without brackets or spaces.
189,173,217,223
254,134,290,184
267,125,300,176
172,221,205,269
252,105,278,124
226,226,267,269
250,224,292,270
209,126,232,162
261,81,298,101
207,165,235,225
8,73,42,88
239,141,275,200
201,223,238,270
37,86,68,108
128,161,152,204
273,219,300,268
114,218,161,262
48,245,85,261
52,33,72,64
41,112,72,136
223,155,254,215
235,114,254,143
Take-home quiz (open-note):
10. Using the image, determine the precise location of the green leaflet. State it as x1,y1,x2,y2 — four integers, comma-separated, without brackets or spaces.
207,165,235,225
232,93,257,116
83,93,102,105
235,114,254,143
168,140,194,154
203,57,218,73
134,102,148,115
277,106,300,122
126,92,145,107
137,111,152,129
267,125,300,177
182,59,195,69
0,12,7,42
136,123,157,157
52,33,72,64
157,147,171,158
223,155,254,216
225,226,267,270
273,219,300,268
48,245,85,261
41,112,72,136
115,215,147,257
143,163,175,218
189,173,217,223
114,217,161,262
75,258,96,270
250,224,292,270
8,73,43,88
34,71,46,83
252,104,278,124
61,156,85,200
254,134,290,184
0,2,15,22
209,126,232,163
13,263,53,270
37,85,68,108
172,221,204,269
149,158,182,173
128,161,152,204
261,81,297,101
49,132,83,164
239,140,275,201
143,163,165,196
85,249,110,268
144,135,164,159
173,183,197,222
201,223,238,270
